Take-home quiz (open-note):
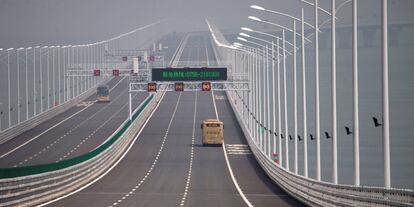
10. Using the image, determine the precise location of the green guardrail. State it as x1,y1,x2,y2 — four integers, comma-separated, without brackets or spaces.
0,94,154,179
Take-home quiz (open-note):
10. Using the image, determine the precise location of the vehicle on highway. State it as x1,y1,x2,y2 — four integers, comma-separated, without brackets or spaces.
97,85,110,102
201,119,224,145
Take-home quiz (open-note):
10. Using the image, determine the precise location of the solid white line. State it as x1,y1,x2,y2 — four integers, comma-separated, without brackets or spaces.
0,77,125,159
38,91,167,207
211,91,253,207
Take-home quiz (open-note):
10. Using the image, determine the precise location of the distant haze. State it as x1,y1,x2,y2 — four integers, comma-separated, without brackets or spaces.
1,0,413,48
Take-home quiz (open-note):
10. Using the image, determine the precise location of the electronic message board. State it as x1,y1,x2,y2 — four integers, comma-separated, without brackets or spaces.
152,67,227,82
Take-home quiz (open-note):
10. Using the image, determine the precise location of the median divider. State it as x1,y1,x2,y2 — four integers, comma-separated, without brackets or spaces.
0,92,164,206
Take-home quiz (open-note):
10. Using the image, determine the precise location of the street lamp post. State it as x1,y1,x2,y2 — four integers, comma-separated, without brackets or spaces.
301,7,308,177
282,30,289,171
331,0,338,185
314,0,321,182
57,46,61,105
352,0,360,187
17,47,24,124
382,0,390,189
277,38,283,167
34,46,40,116
47,46,51,109
7,48,13,127
25,47,32,120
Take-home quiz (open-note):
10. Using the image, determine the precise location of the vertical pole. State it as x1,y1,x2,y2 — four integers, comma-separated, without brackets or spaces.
77,47,80,96
277,39,282,167
382,0,391,189
68,47,71,100
58,47,61,105
259,47,263,151
302,7,308,177
17,49,20,123
272,42,276,157
25,48,29,120
63,47,66,103
352,0,360,186
40,48,43,113
52,47,55,107
7,50,11,127
293,21,298,174
283,30,289,171
332,0,338,184
33,47,36,116
315,0,321,181
47,48,50,109
266,44,271,158
129,91,132,121
80,46,83,94
254,48,258,144
250,48,253,134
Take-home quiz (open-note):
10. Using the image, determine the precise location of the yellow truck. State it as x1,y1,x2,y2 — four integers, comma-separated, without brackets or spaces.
201,119,224,145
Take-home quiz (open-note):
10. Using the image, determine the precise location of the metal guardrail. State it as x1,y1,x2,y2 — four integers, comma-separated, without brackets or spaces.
0,78,110,145
0,92,163,206
226,90,414,206
207,19,414,206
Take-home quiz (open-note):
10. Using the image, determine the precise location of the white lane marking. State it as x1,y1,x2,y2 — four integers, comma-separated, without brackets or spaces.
56,93,137,162
0,77,125,159
211,91,253,207
215,95,225,100
38,90,168,207
226,144,252,155
76,101,95,107
13,87,130,167
178,91,197,207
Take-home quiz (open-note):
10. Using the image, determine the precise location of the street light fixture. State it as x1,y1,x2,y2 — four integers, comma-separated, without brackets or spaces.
241,27,298,50
248,16,312,43
250,5,316,30
239,33,292,56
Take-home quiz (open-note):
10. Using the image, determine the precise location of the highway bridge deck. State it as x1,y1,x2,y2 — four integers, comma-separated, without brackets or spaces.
49,33,302,207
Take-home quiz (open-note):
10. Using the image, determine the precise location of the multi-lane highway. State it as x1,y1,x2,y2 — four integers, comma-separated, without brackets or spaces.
0,77,149,168
46,33,303,207
0,34,184,169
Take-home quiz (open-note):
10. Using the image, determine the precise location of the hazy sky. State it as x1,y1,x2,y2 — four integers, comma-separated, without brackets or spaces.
0,0,413,48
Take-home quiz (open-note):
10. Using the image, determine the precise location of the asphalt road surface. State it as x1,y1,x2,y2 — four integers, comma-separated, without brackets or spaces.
48,33,303,207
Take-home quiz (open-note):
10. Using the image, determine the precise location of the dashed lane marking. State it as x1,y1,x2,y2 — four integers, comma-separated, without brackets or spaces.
76,101,95,107
215,95,225,100
0,77,125,159
226,144,252,155
56,93,137,162
106,92,183,207
13,87,129,167
178,91,197,206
